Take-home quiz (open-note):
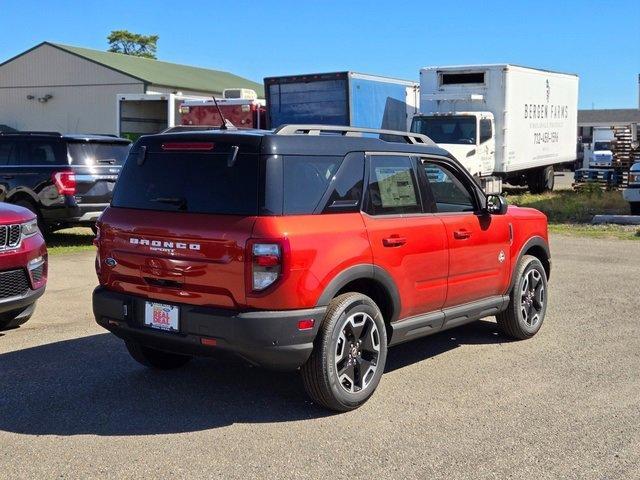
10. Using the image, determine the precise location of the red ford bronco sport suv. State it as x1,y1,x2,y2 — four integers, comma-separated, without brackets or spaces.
0,203,47,330
93,125,550,411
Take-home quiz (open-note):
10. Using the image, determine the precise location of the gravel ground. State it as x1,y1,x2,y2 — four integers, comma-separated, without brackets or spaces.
0,234,638,479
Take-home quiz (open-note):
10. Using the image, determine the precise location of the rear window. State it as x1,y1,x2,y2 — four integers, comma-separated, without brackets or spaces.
112,150,259,215
67,142,130,166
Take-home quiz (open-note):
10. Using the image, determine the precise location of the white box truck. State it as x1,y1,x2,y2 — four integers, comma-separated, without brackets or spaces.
411,64,579,193
583,127,615,169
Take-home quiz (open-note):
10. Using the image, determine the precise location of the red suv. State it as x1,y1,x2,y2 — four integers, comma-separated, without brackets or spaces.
93,125,551,411
0,203,47,330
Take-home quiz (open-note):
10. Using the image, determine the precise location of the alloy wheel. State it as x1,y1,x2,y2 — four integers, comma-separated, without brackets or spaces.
520,268,545,328
334,312,380,393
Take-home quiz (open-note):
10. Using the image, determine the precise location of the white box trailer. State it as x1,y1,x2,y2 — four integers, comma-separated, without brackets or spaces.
411,64,579,193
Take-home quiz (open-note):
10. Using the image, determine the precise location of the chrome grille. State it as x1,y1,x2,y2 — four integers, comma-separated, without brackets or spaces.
0,269,30,299
0,224,21,250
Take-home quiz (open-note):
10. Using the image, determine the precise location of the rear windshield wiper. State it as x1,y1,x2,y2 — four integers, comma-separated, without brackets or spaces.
150,197,188,210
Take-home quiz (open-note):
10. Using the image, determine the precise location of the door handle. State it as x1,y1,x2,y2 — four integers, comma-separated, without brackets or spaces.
2,175,14,180
382,235,407,247
453,229,471,240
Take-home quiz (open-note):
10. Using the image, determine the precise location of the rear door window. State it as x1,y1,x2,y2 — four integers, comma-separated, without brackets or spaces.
366,155,422,215
67,142,131,166
112,150,259,215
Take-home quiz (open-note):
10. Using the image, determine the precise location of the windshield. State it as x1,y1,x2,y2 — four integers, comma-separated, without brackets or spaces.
411,116,477,145
594,142,612,151
112,151,259,215
68,142,131,166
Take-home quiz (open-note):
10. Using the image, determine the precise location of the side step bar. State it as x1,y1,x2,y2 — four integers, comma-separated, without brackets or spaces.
388,295,510,346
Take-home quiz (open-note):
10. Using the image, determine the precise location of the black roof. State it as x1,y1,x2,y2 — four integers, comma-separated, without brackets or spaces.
0,131,131,143
139,128,451,158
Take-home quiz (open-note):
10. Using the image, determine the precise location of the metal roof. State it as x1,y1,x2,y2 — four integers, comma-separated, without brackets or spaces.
578,109,640,124
1,42,264,97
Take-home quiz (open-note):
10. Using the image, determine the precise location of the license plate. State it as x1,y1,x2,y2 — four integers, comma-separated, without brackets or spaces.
144,302,179,332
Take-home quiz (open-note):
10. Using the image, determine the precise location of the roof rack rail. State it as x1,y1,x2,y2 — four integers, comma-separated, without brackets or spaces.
273,124,434,145
0,131,62,136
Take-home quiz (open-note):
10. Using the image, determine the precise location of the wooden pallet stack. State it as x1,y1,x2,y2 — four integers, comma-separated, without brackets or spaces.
573,126,636,190
611,126,634,170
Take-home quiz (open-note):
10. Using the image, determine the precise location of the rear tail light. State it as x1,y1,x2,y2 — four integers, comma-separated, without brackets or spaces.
52,171,76,195
250,242,281,291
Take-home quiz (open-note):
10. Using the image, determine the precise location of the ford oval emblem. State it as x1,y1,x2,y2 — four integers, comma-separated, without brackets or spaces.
105,257,117,267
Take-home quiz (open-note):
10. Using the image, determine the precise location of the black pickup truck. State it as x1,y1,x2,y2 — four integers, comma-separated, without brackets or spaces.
0,132,131,234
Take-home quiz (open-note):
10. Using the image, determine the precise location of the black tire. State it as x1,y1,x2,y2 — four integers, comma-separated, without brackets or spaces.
11,199,50,238
301,292,388,412
125,340,192,370
497,255,548,340
527,166,554,194
0,310,32,330
630,202,640,216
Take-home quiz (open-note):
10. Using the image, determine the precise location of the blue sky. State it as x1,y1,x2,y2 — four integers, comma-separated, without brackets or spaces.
1,0,639,109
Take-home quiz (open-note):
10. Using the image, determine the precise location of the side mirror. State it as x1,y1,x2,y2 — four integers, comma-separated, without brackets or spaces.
486,194,508,215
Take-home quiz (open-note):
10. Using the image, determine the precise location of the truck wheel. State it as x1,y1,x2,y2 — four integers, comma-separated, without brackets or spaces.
497,255,548,340
301,292,388,412
125,340,192,369
527,166,554,194
630,203,640,215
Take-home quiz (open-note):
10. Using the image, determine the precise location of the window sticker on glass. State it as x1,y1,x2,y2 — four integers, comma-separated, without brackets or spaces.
374,167,418,207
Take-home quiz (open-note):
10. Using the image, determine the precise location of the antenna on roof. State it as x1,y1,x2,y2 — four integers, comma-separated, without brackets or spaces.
211,95,235,130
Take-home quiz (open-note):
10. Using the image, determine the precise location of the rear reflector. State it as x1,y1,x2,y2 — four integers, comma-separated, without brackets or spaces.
161,142,215,151
297,319,315,331
200,337,217,347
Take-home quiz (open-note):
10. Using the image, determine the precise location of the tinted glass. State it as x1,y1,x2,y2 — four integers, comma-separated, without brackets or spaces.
367,156,421,215
25,141,64,165
112,151,259,215
423,162,475,212
0,140,16,166
479,119,492,143
67,142,131,165
322,154,364,213
411,116,477,145
283,156,342,214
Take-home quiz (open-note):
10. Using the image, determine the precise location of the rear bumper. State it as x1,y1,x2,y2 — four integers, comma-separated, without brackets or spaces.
92,286,326,371
42,202,109,227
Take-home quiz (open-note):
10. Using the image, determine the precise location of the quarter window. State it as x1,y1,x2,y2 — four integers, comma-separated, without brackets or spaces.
26,141,62,165
423,162,475,213
283,155,342,214
321,153,364,213
0,141,17,166
367,155,421,215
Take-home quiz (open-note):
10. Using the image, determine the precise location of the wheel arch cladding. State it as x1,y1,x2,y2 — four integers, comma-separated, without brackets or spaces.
315,264,401,326
516,236,551,286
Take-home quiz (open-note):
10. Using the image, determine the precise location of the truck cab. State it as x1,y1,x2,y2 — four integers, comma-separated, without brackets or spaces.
586,128,615,168
410,112,496,179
